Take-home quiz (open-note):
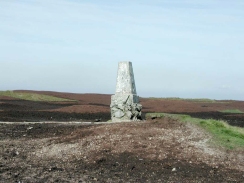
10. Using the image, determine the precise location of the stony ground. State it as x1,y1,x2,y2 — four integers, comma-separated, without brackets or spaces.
0,118,244,182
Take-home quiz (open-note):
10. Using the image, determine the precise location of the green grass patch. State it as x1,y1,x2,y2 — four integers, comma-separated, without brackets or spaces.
146,113,244,149
220,109,243,114
0,90,75,102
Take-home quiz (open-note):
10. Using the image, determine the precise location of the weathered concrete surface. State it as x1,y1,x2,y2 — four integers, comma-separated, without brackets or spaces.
111,61,142,122
115,62,137,94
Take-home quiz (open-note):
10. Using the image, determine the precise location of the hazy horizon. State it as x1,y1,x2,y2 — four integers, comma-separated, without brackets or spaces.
1,0,244,100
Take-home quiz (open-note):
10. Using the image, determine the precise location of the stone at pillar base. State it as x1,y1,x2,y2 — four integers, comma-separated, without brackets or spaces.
110,94,142,122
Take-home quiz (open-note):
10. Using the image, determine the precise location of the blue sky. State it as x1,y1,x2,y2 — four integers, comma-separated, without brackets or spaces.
0,0,244,100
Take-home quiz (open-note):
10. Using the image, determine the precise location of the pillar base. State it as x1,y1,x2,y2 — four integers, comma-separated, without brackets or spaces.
110,94,142,122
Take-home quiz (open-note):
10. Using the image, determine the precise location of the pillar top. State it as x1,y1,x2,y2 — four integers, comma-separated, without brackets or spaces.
115,61,137,94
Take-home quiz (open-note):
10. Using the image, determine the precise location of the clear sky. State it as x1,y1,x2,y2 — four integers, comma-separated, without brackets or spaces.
0,0,244,100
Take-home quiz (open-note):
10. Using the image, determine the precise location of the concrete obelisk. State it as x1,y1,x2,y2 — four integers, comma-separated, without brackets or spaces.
110,61,142,122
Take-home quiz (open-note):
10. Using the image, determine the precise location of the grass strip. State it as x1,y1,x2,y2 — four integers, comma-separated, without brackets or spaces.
0,90,75,102
220,109,243,114
146,113,244,149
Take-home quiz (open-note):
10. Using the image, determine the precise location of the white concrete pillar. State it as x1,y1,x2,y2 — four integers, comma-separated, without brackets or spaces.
110,61,142,122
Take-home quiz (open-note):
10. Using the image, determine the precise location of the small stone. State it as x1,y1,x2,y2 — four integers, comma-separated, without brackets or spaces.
12,150,19,156
172,168,176,172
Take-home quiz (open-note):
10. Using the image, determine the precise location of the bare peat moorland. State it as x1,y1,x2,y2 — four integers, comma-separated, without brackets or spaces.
0,90,244,182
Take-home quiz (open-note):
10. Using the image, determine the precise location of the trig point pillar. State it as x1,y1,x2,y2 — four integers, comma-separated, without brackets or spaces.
110,61,142,122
